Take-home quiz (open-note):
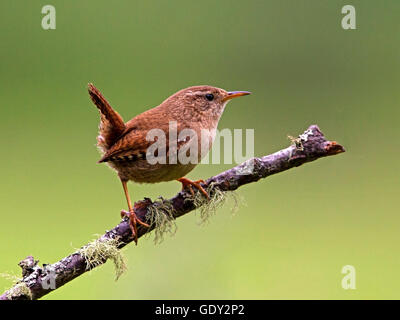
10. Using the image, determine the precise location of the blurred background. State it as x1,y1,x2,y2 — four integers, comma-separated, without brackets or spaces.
0,0,399,299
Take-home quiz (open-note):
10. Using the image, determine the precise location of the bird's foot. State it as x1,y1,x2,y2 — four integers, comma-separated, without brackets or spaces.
177,177,210,199
120,209,150,245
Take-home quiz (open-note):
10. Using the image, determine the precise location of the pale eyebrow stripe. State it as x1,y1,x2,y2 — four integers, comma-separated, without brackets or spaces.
186,91,206,97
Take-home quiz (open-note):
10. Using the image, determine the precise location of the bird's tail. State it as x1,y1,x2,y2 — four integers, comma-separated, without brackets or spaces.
88,83,126,152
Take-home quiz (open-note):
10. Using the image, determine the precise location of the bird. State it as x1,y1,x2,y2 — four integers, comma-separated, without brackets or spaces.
88,83,250,244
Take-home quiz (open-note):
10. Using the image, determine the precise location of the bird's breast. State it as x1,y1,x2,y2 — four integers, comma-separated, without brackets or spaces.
108,160,197,183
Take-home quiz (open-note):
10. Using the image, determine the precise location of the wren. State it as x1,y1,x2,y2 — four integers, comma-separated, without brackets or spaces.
88,84,250,243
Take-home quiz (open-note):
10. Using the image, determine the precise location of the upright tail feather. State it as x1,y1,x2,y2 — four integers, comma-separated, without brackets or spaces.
88,83,126,151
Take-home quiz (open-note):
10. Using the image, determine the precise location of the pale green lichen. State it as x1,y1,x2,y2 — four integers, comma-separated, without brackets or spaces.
0,272,21,283
287,134,304,151
79,237,127,281
146,198,177,244
298,128,314,142
6,282,32,300
288,129,314,152
186,182,243,225
143,184,243,244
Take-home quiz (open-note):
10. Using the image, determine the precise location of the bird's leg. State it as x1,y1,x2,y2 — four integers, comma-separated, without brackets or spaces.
120,179,149,244
177,177,210,199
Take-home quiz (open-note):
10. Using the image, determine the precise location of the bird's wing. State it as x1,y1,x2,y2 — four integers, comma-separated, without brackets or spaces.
88,83,126,150
98,104,169,162
98,128,153,162
98,109,192,163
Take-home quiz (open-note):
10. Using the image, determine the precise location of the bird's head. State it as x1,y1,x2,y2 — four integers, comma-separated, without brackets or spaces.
162,85,251,123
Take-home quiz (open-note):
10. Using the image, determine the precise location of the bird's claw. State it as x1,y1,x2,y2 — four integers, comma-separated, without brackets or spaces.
178,178,210,199
120,210,150,245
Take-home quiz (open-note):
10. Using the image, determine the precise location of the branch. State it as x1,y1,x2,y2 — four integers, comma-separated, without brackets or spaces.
0,124,344,300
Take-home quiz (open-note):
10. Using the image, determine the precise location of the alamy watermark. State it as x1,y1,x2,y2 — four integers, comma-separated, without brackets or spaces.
341,5,356,30
41,5,56,30
142,121,255,174
341,265,356,290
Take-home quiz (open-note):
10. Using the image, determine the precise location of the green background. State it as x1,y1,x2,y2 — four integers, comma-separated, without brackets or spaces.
0,0,399,299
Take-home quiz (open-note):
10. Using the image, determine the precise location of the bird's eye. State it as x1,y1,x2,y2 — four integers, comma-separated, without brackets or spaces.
205,93,214,101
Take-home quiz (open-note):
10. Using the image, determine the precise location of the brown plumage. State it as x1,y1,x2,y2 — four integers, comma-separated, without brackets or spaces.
88,83,250,243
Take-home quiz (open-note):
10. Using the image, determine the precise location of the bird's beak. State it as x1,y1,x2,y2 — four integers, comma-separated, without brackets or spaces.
222,91,251,102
